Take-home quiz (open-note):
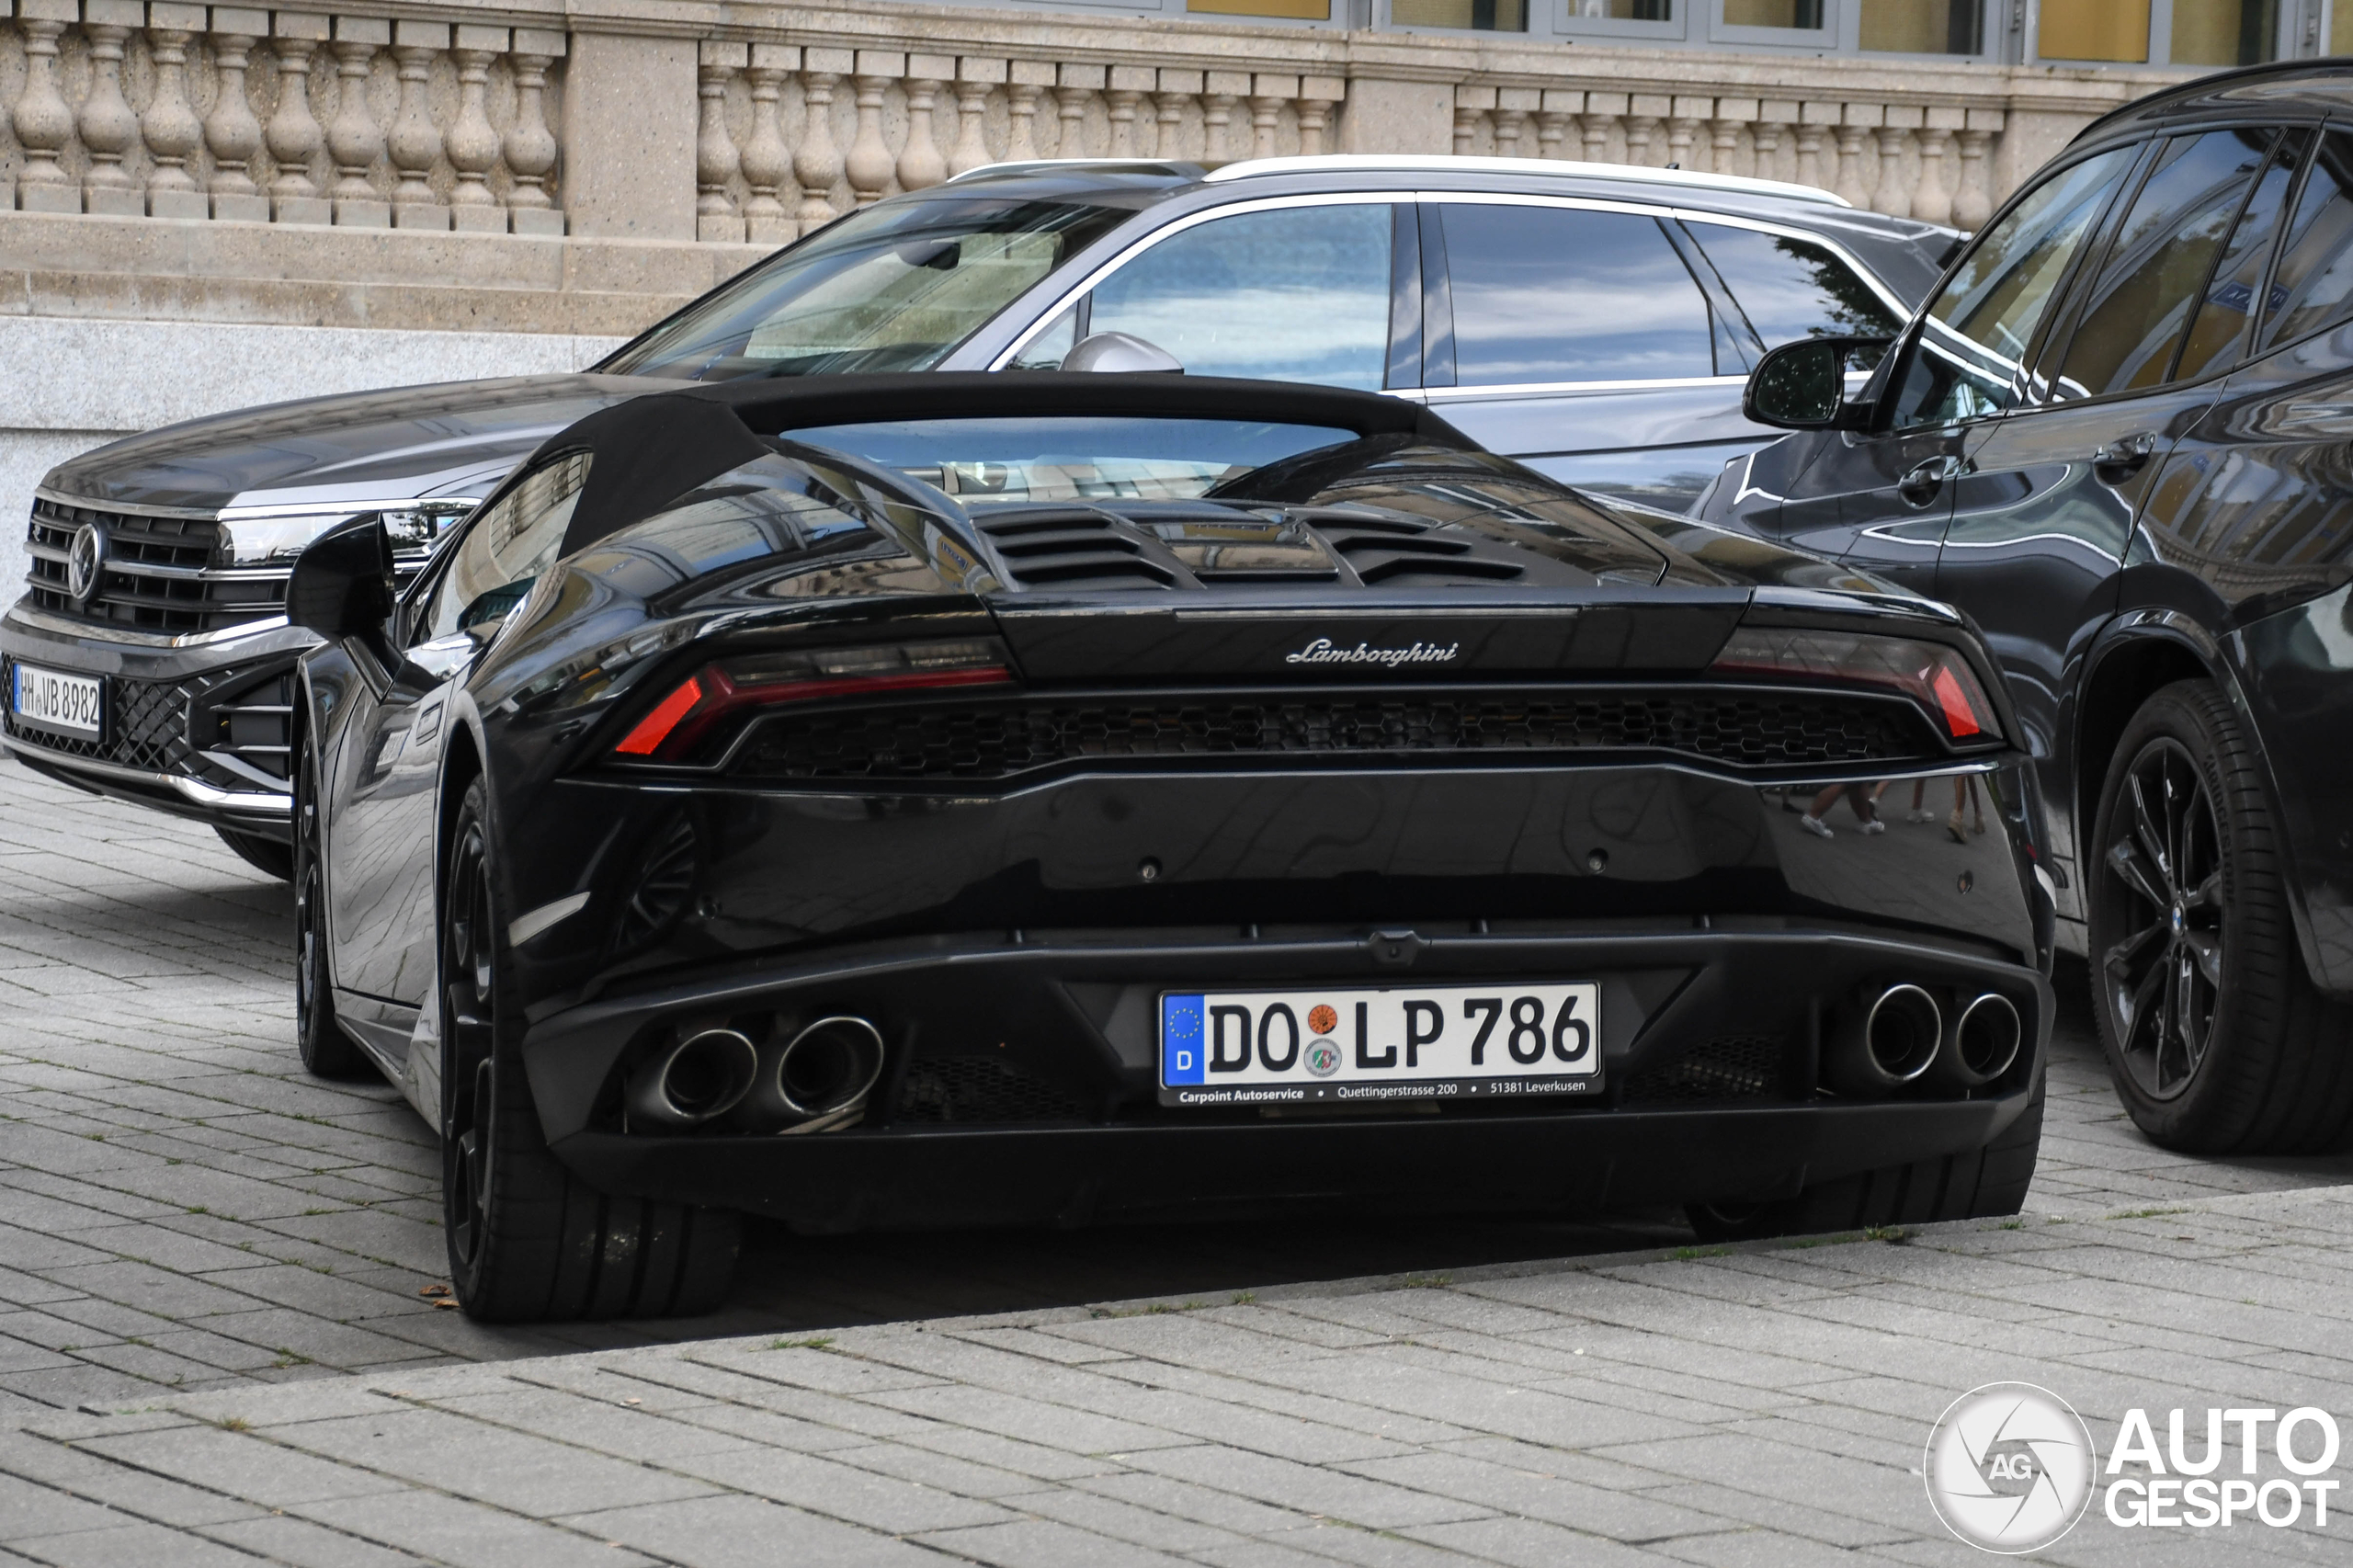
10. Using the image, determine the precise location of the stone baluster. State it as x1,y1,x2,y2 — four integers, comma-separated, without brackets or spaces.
1299,78,1342,158
142,7,209,219
1006,62,1052,161
1875,107,1919,217
949,60,1004,176
1953,111,2002,232
1666,96,1711,172
900,58,950,190
1204,74,1247,161
1582,94,1625,164
203,19,268,221
1453,85,1491,155
504,31,565,235
1054,64,1101,159
1155,72,1200,161
1536,90,1578,160
11,11,75,213
794,52,848,233
1493,88,1536,159
1623,101,1665,167
325,19,389,227
1913,110,1960,225
1795,103,1836,190
267,23,331,223
388,22,447,228
696,41,745,241
1753,101,1798,184
847,53,901,205
445,26,507,231
1106,65,1153,159
1833,107,1877,211
1711,99,1754,177
1248,76,1294,161
79,12,144,216
741,45,796,244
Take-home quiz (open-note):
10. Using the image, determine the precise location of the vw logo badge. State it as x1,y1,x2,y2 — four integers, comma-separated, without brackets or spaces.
65,522,104,607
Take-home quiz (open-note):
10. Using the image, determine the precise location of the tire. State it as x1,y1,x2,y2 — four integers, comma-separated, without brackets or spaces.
441,777,740,1321
292,727,375,1081
1687,1070,2044,1243
216,825,294,881
2086,679,2353,1153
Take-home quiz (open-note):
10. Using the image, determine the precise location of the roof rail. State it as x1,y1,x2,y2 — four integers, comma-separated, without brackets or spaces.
945,158,1202,183
1200,153,1850,208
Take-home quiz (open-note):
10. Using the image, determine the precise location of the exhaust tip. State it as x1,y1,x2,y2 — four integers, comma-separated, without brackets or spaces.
627,1028,759,1127
1864,985,1941,1085
776,1017,887,1119
1949,993,2022,1085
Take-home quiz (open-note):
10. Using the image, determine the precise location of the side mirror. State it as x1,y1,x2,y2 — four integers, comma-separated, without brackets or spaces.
1062,331,1184,373
288,515,397,648
1743,335,1893,430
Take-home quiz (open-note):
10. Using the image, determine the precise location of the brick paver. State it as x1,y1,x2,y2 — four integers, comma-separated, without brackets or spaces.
8,756,2353,1562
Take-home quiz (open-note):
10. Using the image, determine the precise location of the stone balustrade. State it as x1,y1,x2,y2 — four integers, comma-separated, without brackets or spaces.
0,0,2183,267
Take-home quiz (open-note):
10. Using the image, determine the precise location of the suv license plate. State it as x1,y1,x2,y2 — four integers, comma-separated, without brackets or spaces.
1160,983,1601,1108
9,662,102,740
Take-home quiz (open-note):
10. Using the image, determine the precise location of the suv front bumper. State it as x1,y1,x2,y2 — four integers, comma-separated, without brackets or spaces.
0,601,313,835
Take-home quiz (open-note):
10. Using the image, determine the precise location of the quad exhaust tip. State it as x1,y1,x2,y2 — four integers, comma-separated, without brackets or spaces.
627,1028,760,1127
746,1016,888,1128
1929,992,2022,1091
1826,984,1941,1096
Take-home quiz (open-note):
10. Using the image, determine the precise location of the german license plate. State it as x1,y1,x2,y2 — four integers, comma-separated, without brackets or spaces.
8,662,102,740
1159,983,1601,1108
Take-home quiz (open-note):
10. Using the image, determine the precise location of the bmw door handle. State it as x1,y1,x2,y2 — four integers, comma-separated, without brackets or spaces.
2092,432,2159,484
1897,455,1963,507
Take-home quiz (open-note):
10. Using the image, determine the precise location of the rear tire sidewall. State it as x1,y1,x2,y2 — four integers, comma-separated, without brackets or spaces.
292,722,370,1079
2086,683,2256,1150
441,779,507,1308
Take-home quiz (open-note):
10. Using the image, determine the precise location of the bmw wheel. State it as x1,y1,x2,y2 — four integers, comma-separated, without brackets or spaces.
293,721,373,1080
2089,680,2353,1153
441,776,739,1321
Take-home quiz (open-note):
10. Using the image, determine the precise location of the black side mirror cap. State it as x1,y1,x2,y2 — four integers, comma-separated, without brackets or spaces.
1743,335,1894,431
288,515,397,646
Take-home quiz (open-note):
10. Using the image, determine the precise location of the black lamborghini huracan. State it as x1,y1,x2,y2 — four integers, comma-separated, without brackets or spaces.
287,373,2053,1321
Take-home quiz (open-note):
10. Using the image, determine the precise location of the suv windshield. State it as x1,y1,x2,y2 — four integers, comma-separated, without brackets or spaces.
602,198,1131,381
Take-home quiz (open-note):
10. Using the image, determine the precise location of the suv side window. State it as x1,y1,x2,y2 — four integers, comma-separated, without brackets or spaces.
421,451,593,643
2050,129,2279,400
2258,129,2353,354
2175,130,2304,383
1439,204,1715,384
1682,222,1904,349
1079,203,1395,391
1888,144,2140,431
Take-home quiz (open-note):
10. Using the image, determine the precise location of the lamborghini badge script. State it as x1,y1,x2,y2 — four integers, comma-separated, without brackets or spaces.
1284,637,1462,668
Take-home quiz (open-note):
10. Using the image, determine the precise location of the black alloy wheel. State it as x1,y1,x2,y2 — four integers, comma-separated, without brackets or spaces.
292,722,373,1080
2087,680,2353,1153
440,777,740,1321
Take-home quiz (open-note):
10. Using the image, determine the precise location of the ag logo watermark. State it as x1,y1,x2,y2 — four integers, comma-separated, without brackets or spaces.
1925,1387,2343,1551
1924,1383,2096,1552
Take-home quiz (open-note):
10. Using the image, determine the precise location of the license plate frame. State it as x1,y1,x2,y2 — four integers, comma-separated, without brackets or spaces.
8,660,104,742
1159,982,1602,1108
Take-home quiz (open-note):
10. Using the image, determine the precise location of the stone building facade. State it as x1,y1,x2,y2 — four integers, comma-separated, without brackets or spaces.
0,0,2203,583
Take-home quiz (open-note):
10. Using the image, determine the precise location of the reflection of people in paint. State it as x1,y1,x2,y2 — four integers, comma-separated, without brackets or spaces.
1903,776,1987,843
1800,782,1883,838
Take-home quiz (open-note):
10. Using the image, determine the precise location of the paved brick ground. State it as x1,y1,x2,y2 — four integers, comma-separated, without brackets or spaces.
8,756,2353,1563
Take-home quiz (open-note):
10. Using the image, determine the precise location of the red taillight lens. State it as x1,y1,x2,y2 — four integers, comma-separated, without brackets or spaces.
1710,627,2001,745
613,639,1013,763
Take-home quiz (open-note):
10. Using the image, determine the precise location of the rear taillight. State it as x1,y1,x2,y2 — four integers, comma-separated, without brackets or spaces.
614,639,1013,762
1710,627,2001,745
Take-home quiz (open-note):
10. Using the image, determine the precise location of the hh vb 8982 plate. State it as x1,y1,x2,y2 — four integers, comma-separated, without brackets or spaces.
1160,983,1601,1108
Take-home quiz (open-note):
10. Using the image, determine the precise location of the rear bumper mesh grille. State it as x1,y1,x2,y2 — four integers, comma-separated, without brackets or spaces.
726,689,1932,783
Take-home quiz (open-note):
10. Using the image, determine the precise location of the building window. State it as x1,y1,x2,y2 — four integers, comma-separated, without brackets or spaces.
1394,0,1529,28
2039,0,2149,61
1859,0,1982,52
2171,0,2279,65
1188,0,1331,17
2037,0,2281,65
1567,0,1671,14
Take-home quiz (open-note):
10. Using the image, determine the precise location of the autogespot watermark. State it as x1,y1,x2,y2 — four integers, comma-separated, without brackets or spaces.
1923,1383,2343,1553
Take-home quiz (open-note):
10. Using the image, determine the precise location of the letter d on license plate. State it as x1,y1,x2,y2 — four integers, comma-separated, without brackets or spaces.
1159,983,1601,1108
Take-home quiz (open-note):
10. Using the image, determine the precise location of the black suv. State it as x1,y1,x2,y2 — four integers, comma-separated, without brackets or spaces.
2,153,1950,873
1703,62,2353,1155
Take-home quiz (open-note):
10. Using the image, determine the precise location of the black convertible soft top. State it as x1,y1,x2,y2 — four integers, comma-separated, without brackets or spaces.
541,373,1478,558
